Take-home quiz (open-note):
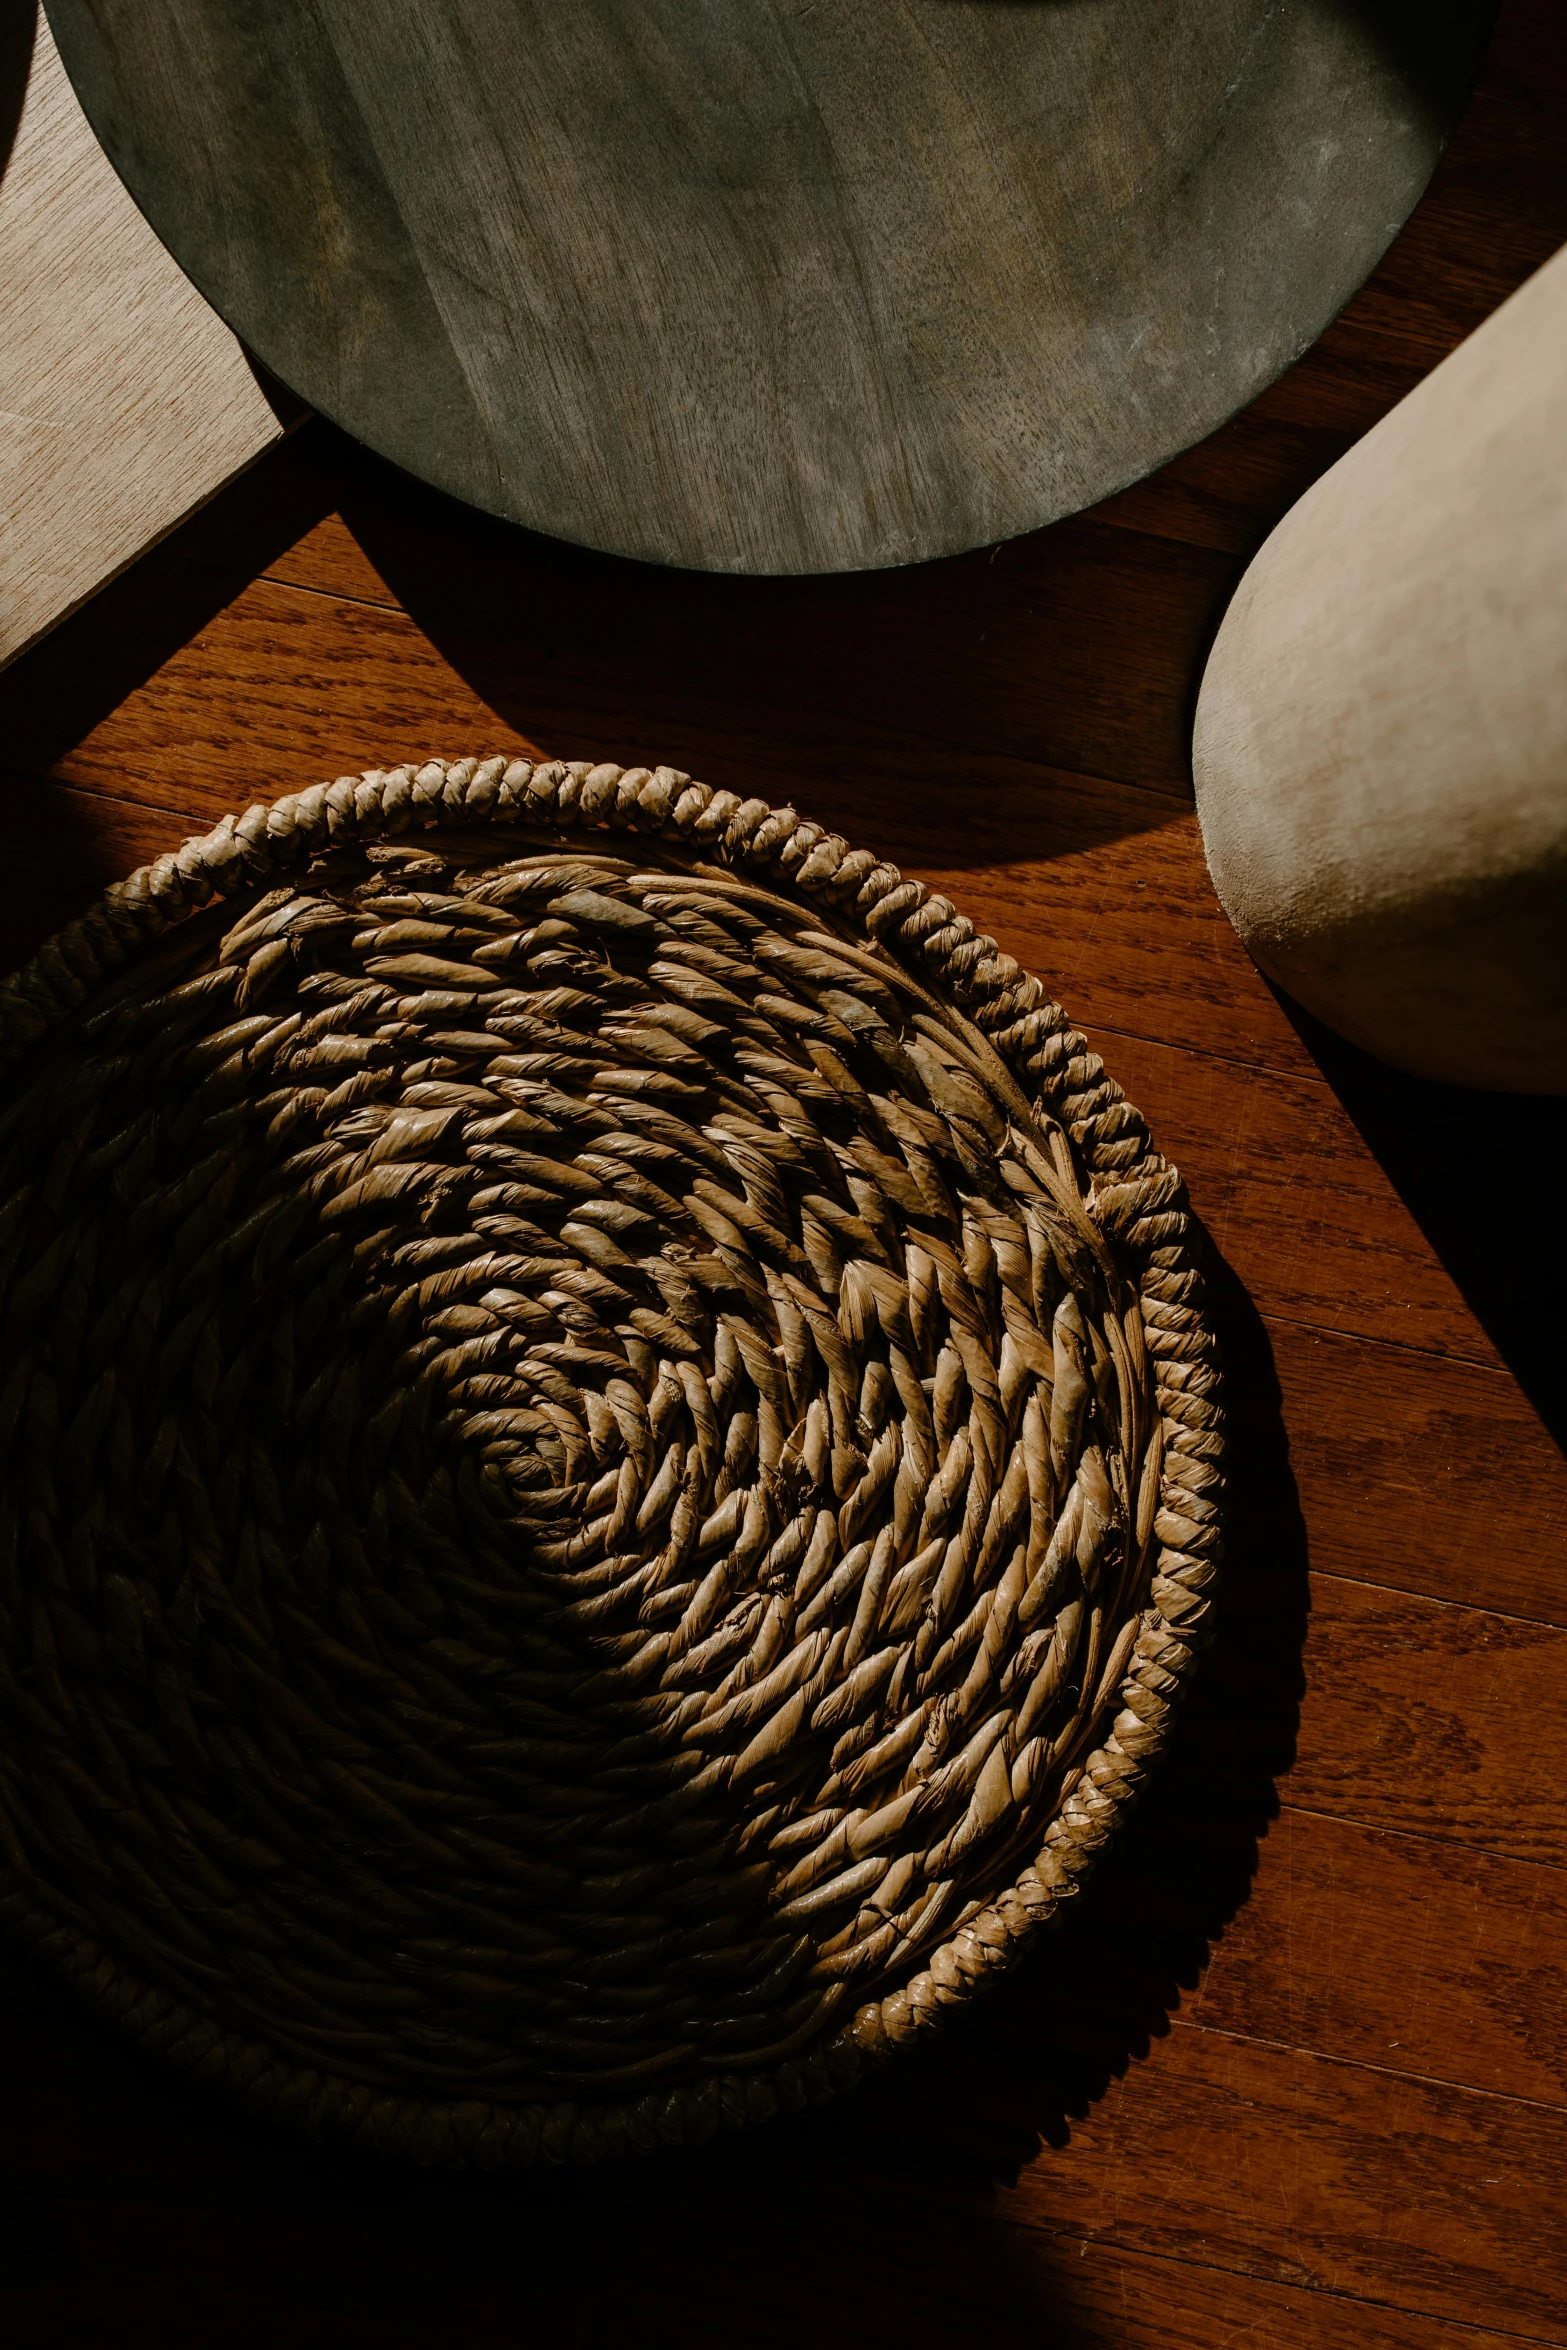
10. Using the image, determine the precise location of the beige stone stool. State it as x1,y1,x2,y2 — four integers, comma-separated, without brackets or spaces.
1193,244,1567,1093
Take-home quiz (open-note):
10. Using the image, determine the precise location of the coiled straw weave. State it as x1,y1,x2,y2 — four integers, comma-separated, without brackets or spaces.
0,758,1223,2166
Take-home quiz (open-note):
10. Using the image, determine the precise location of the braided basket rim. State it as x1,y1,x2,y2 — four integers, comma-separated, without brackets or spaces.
0,756,1223,2167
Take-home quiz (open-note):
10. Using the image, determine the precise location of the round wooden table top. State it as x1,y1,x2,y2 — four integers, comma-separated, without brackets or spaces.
46,0,1491,575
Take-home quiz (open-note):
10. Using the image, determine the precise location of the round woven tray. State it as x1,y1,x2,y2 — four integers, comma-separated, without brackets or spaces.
0,759,1223,2166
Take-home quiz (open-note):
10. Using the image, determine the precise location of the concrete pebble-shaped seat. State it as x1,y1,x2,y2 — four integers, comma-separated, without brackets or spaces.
1195,245,1567,1094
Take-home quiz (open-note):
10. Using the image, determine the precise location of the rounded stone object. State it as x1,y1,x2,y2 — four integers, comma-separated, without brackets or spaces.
1194,241,1567,1093
0,761,1222,2163
45,0,1492,573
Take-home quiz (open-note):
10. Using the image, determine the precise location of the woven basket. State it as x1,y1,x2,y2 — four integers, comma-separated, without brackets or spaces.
0,759,1223,2166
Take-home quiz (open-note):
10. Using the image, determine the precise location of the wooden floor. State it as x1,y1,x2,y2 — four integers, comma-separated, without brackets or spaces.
2,6,1566,2343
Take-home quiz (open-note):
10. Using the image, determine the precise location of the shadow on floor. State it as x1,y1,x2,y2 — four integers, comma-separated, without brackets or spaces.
1285,999,1567,1451
0,408,1226,888
324,424,1231,821
0,1227,1304,2350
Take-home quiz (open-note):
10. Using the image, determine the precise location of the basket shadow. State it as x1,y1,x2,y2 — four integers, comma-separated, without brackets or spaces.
0,766,177,973
0,1922,1146,2350
0,1229,1299,2350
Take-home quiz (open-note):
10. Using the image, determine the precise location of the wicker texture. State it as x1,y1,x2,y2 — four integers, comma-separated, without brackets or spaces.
0,760,1223,2165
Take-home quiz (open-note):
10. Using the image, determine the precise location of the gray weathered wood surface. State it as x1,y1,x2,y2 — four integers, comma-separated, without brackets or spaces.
45,0,1492,574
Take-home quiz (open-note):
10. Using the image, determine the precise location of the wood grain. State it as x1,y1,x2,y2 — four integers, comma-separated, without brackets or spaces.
0,2069,1547,2350
0,10,289,668
1269,1321,1567,1620
46,0,1490,575
5,484,1244,803
0,4,1564,2343
930,1774,1567,2118
1082,1029,1498,1364
996,2024,1567,2343
988,2238,1557,2350
0,1999,1545,2350
1288,1582,1567,1863
1190,1809,1567,2109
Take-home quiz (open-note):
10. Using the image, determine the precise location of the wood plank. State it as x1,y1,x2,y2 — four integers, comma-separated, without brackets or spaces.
1154,1543,1567,1869
1190,1810,1567,2112
994,2234,1552,2350
1268,1321,1567,1621
0,1930,1558,2350
1279,1017,1567,1449
993,2024,1567,2346
915,1618,1567,2111
0,574,534,832
941,1789,1567,2117
1082,1028,1495,1365
0,12,290,667
1093,408,1361,561
0,781,200,970
1287,1579,1567,1867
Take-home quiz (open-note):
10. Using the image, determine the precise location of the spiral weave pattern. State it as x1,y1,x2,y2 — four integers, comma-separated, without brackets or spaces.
0,760,1223,2165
